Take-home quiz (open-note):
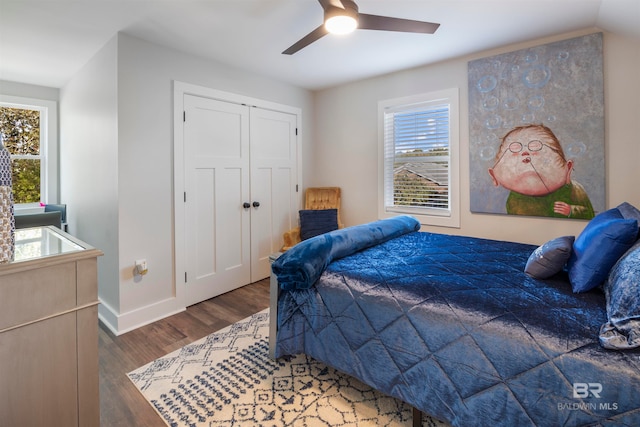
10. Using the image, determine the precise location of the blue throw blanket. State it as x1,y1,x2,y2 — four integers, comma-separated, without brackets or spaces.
272,215,420,290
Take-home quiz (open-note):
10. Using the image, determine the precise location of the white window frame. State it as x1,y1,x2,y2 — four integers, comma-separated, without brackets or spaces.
378,88,460,228
0,95,58,212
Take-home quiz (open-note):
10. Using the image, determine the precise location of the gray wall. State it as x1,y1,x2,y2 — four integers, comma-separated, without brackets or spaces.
60,36,120,318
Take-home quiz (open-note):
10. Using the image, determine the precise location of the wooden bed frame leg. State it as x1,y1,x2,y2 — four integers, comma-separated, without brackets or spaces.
412,406,421,427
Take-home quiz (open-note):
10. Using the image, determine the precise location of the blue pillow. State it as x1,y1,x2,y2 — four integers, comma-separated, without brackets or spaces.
525,236,575,279
567,208,638,293
599,241,640,349
617,202,640,239
299,209,338,241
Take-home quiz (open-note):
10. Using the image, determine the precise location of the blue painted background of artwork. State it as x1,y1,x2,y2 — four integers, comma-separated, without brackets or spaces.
468,33,605,217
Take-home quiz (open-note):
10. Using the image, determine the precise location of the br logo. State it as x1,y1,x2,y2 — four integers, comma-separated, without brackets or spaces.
573,383,602,398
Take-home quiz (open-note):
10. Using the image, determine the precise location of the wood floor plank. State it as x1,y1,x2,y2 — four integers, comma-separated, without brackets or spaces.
99,279,270,426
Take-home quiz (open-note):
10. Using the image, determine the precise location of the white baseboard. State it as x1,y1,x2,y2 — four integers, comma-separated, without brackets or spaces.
98,297,185,336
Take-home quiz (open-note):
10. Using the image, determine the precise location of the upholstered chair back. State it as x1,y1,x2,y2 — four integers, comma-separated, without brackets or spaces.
305,187,343,228
280,187,344,251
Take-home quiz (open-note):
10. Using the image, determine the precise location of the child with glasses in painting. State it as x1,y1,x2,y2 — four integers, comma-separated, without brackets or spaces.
488,124,594,219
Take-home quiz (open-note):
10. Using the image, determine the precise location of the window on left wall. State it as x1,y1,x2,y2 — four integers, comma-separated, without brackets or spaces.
0,96,57,208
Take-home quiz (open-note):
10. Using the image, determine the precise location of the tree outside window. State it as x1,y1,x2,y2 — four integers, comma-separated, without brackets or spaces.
0,106,41,204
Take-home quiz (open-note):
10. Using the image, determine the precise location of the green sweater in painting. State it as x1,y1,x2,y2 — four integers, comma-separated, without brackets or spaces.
506,181,595,219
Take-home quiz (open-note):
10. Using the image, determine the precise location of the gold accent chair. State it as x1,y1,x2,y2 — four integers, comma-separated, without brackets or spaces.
282,187,343,251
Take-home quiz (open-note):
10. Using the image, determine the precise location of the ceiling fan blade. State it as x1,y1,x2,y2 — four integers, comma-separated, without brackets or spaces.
318,0,345,10
358,13,440,34
282,24,329,55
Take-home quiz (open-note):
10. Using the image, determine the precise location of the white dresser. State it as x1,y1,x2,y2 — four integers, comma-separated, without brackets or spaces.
0,226,102,426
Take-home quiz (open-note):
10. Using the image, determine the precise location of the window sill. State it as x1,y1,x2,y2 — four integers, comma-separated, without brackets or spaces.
13,204,44,215
380,208,460,229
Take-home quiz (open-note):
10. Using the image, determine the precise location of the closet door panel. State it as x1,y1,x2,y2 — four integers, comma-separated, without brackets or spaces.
183,95,250,306
250,108,298,281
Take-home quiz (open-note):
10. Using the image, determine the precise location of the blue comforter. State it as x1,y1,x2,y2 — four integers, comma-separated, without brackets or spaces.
272,215,420,290
274,231,640,427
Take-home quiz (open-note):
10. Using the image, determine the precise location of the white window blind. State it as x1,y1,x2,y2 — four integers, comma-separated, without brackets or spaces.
383,102,451,216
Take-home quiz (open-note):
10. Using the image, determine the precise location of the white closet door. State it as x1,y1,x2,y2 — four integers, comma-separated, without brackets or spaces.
249,108,298,282
183,95,251,306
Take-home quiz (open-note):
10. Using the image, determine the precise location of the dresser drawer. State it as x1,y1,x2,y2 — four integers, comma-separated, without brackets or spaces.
0,312,79,426
0,262,76,331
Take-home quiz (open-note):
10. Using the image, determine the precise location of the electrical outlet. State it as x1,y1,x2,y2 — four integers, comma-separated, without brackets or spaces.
135,259,148,276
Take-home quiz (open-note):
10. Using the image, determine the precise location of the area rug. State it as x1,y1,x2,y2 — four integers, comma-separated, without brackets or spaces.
128,309,450,427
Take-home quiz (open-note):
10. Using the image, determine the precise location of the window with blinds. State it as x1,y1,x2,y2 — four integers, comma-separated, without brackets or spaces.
384,103,450,213
378,88,459,227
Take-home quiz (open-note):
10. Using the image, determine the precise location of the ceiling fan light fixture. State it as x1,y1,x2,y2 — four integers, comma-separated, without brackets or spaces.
325,15,357,34
324,0,359,35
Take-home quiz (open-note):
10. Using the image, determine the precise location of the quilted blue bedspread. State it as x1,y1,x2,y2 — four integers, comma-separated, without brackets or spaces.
275,232,640,427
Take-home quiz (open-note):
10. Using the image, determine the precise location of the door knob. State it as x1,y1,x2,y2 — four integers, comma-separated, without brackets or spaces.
252,201,260,208
243,202,251,209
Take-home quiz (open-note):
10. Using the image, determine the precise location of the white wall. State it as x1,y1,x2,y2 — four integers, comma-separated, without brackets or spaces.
59,37,120,318
312,29,640,245
97,33,314,333
0,80,58,101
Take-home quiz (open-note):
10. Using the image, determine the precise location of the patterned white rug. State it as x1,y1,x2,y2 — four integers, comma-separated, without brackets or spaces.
128,309,449,427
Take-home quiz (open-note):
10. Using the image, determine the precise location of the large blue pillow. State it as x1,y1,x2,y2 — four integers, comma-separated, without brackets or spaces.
524,235,574,279
567,208,638,293
599,240,640,349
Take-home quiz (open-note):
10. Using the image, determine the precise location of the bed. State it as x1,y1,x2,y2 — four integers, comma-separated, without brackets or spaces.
269,211,640,427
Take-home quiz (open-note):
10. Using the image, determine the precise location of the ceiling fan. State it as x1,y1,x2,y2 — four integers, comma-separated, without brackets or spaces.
283,0,440,55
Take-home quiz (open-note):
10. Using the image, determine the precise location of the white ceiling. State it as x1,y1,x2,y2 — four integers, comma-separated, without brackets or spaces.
0,0,638,91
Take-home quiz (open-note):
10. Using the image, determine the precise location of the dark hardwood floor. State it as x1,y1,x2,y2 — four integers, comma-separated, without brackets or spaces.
98,278,270,427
